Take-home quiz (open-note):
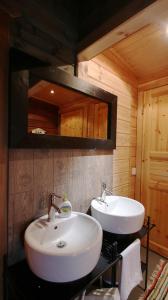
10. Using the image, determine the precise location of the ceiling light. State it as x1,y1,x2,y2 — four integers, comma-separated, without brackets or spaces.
50,89,55,94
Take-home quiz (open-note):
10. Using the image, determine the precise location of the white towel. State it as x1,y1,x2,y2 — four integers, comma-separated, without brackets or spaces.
119,239,142,300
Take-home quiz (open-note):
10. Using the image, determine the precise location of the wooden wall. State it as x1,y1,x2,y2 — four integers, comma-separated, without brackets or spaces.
78,52,138,198
0,11,9,298
8,52,138,265
28,97,59,135
8,149,113,264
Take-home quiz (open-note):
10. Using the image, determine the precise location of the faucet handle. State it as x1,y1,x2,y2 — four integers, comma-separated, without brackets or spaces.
102,182,106,190
49,193,62,203
48,193,61,221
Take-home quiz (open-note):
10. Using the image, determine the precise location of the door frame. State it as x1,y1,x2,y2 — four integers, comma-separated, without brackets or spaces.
136,77,168,201
136,78,168,256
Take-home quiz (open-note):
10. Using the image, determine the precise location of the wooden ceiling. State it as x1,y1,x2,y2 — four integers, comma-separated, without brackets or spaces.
104,23,168,83
28,80,99,108
0,0,157,67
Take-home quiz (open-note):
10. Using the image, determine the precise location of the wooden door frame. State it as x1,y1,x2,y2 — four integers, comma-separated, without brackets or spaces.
136,78,168,256
136,77,168,202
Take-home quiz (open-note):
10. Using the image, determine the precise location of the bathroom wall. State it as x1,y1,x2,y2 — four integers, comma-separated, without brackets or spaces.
78,50,138,197
8,51,138,265
0,11,9,297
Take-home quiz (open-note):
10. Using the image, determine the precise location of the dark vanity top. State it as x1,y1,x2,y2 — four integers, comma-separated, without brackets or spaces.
7,223,154,300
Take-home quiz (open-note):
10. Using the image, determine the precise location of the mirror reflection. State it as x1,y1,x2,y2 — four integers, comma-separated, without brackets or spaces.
28,80,108,139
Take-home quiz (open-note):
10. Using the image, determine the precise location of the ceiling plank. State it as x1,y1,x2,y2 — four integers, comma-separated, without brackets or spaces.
11,17,76,66
139,76,168,91
110,24,168,83
0,0,22,17
3,0,77,66
78,0,167,61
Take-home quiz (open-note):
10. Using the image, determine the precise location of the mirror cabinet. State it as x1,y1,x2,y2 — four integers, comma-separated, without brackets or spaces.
9,50,117,149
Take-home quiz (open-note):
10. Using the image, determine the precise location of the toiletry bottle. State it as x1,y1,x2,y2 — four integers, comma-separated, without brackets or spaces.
59,193,72,218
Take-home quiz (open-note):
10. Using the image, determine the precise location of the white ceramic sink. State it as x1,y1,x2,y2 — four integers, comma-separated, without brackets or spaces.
24,212,102,282
91,196,145,234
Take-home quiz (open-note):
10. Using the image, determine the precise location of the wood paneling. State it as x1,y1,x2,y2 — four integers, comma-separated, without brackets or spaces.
9,0,77,66
0,10,9,298
28,81,86,107
108,23,168,84
136,85,168,257
8,52,138,265
139,76,168,92
78,0,160,61
60,102,108,139
28,98,59,135
61,109,85,137
8,148,114,265
10,66,117,149
78,53,138,199
29,87,108,139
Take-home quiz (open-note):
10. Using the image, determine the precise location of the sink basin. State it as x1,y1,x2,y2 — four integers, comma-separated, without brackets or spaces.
24,212,102,282
91,196,145,234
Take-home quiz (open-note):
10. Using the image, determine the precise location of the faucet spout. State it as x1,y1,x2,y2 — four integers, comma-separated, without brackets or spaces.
48,193,62,222
101,182,113,202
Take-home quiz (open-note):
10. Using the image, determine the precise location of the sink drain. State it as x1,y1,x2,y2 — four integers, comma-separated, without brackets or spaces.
56,240,66,248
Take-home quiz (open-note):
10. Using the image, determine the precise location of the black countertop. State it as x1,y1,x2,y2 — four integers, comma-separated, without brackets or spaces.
7,223,154,300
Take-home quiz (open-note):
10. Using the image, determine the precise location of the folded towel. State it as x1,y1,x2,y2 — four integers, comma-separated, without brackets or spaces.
119,239,142,300
85,288,120,299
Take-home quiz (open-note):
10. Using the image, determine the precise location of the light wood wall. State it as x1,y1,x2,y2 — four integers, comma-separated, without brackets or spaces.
0,11,9,298
8,53,138,265
78,52,138,198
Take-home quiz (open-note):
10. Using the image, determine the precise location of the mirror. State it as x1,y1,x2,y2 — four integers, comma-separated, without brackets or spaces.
9,66,117,149
28,80,108,140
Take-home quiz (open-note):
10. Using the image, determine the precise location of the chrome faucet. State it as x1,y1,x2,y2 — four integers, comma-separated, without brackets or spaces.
101,182,113,202
48,193,62,222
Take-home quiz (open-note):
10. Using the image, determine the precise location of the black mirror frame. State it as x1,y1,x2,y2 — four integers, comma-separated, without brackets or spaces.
9,66,117,149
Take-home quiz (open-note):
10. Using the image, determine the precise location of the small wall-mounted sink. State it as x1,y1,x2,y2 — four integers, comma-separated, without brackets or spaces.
91,196,145,234
24,212,102,282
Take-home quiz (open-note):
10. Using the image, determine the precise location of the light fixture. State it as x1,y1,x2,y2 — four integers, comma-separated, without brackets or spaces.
50,89,55,94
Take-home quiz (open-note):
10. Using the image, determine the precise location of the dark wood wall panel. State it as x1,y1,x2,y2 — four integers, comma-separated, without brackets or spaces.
8,149,113,265
0,10,9,298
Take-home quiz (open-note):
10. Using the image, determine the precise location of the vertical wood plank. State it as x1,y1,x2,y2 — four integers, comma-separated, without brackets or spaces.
78,54,138,199
8,149,34,264
135,91,144,200
33,150,54,216
0,11,9,298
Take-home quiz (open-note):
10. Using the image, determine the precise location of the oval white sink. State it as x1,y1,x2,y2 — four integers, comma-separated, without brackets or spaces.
91,196,145,234
24,212,102,282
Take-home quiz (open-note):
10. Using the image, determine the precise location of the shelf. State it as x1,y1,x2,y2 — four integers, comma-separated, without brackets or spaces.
7,256,122,300
7,222,155,300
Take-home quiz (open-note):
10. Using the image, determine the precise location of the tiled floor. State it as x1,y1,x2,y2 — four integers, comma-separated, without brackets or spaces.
128,247,167,299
